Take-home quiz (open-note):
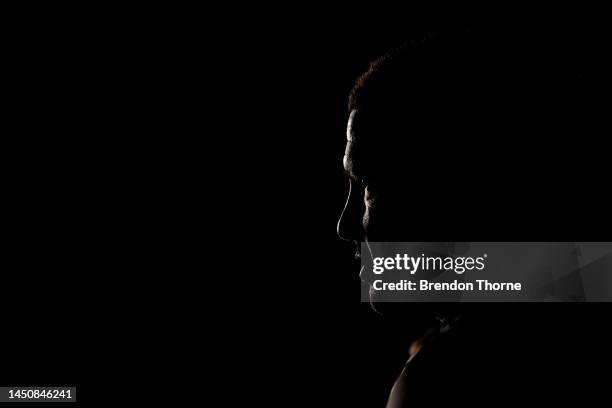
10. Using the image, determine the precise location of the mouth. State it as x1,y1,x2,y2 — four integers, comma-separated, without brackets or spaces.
355,246,371,283
354,250,366,279
349,245,362,273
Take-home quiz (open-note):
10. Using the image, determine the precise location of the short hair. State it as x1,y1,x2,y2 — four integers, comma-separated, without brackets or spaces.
348,35,475,113
348,31,580,115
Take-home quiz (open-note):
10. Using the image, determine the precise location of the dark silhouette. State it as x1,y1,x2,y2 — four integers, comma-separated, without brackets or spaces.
337,31,609,407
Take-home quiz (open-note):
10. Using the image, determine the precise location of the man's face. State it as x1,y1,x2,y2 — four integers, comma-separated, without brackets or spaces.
337,108,461,310
338,109,373,245
337,109,408,303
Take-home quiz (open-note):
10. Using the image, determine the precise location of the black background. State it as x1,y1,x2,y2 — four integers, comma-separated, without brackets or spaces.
255,16,612,407
3,7,611,406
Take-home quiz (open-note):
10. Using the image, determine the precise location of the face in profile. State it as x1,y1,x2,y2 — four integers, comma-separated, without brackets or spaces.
338,108,422,305
337,41,484,308
337,85,468,308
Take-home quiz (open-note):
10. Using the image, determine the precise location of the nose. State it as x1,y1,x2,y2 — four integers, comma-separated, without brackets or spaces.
337,180,365,242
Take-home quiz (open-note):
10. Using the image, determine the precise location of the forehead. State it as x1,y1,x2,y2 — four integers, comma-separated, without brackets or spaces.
346,107,405,145
344,109,376,178
346,109,359,141
343,108,412,183
346,108,381,142
343,110,358,174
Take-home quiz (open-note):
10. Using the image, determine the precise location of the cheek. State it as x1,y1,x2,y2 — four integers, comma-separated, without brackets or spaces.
362,205,375,236
364,187,376,208
362,191,373,229
362,198,394,240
